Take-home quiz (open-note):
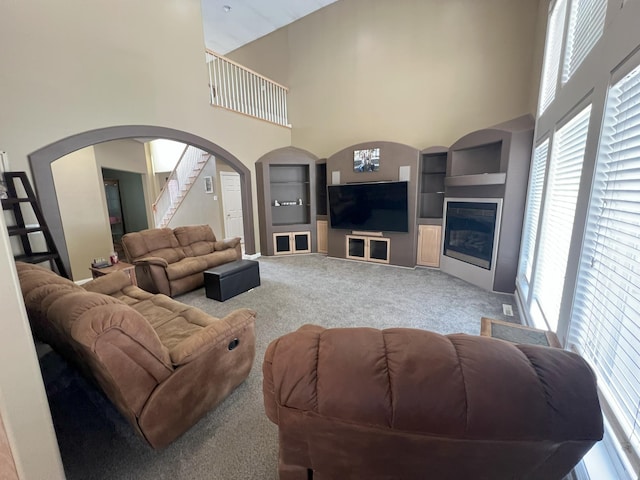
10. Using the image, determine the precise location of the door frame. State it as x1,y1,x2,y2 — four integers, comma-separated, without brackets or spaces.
219,170,244,243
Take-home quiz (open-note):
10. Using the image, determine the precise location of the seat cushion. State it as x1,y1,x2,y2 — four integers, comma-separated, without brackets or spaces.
165,257,208,281
126,293,215,354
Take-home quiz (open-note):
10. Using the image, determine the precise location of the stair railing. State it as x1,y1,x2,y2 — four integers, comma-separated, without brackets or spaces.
206,50,290,128
153,145,211,228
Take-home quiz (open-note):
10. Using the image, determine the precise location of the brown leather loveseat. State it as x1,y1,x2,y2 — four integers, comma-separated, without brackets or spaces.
122,224,241,297
17,261,256,449
263,325,603,480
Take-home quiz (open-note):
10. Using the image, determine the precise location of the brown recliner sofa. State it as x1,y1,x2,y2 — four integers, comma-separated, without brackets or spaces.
16,261,256,449
263,325,603,480
122,224,241,297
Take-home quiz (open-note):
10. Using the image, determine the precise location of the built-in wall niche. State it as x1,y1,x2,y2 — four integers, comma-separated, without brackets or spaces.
269,165,310,226
325,141,420,268
255,147,318,257
444,117,536,189
419,148,447,219
449,142,502,176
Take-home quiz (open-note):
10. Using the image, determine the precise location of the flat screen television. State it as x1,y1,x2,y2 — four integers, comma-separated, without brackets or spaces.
328,181,408,232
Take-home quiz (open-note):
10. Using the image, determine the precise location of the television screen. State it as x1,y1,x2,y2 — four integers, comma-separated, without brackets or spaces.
328,181,408,232
353,148,380,172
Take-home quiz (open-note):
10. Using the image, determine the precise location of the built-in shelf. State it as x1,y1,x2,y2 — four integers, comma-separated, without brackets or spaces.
444,172,507,187
256,148,318,256
418,148,448,220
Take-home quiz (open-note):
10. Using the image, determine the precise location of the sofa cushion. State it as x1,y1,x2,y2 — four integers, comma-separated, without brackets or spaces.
83,271,133,296
126,293,214,354
147,247,186,265
174,225,217,258
165,257,208,281
185,240,215,257
123,228,186,263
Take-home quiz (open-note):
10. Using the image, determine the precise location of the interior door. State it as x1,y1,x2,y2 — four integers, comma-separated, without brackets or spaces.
103,179,125,244
220,171,244,243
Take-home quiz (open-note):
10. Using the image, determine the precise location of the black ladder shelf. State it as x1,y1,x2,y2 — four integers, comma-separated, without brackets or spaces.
2,171,68,278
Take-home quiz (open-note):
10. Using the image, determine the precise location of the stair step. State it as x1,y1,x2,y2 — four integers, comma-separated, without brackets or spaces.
3,171,68,278
14,252,59,264
7,225,46,236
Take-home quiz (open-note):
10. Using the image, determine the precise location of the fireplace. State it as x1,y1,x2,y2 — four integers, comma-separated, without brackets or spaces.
440,198,502,291
443,200,500,271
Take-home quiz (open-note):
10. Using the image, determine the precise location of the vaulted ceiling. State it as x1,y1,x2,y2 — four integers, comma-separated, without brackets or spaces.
201,0,339,55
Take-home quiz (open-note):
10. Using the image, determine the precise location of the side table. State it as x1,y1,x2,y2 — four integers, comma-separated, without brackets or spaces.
89,261,137,286
480,317,561,348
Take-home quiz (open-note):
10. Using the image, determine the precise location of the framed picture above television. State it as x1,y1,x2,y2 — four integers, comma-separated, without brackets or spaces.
353,148,380,172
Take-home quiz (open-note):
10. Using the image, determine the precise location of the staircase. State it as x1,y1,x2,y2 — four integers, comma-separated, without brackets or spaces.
153,145,211,228
2,171,68,277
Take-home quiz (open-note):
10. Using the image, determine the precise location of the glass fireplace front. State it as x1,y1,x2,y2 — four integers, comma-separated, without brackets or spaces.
443,201,498,270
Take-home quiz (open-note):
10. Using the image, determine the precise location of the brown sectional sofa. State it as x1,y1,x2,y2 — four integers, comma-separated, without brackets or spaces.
122,224,241,297
264,325,604,480
16,261,256,449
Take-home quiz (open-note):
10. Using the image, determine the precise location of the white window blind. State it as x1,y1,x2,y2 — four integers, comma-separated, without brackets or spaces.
519,139,549,283
532,104,591,331
538,0,568,116
562,0,607,84
569,64,640,471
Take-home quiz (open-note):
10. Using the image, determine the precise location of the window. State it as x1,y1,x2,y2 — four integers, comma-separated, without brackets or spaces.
518,139,549,285
532,105,591,331
562,0,607,83
568,63,640,476
538,0,568,115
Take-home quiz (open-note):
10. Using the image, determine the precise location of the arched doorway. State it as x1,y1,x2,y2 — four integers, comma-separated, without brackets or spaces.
28,126,256,276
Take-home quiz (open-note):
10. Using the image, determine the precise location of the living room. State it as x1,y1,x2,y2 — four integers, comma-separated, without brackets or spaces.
1,0,639,479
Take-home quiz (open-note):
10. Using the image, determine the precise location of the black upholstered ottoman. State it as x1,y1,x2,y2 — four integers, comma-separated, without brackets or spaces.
204,259,260,301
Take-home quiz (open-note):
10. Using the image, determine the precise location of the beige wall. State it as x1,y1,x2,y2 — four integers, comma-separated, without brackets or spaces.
52,147,114,280
0,213,65,479
94,140,148,174
230,0,543,158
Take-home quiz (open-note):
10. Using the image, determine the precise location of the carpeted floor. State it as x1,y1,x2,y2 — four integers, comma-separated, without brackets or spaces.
41,254,520,479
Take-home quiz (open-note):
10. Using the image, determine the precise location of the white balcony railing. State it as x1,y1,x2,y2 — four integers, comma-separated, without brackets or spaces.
153,145,210,228
206,50,290,128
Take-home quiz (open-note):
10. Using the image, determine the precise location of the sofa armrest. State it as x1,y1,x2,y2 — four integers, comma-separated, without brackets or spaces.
133,256,169,268
170,308,256,366
263,337,278,425
83,271,131,295
214,237,241,252
263,324,324,426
